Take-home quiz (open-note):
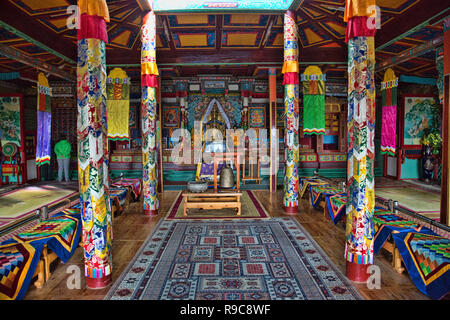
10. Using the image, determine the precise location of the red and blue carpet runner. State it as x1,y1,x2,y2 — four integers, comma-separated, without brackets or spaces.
105,218,363,300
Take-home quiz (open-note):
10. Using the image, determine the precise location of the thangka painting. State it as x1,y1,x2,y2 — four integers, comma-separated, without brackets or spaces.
248,106,266,128
403,96,435,147
0,95,22,147
163,106,180,128
129,105,137,129
276,107,284,127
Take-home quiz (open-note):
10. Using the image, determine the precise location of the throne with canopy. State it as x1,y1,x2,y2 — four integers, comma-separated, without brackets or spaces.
195,98,233,182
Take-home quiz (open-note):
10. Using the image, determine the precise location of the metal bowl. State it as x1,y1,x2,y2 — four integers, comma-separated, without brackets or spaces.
187,180,208,193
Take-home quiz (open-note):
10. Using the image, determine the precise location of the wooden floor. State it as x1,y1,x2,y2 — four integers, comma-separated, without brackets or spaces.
23,190,429,300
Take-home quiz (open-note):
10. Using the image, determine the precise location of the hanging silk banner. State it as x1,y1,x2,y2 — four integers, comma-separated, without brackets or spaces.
106,68,130,140
141,10,159,216
76,0,112,288
344,0,377,268
36,73,52,167
282,10,299,213
380,68,398,156
302,66,325,135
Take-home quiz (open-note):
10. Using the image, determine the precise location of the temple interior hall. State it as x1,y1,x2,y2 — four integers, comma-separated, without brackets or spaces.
0,0,449,303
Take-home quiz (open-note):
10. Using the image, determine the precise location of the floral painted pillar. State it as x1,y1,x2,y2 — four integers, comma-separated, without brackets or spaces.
282,10,299,215
76,0,112,288
344,0,377,281
141,10,159,216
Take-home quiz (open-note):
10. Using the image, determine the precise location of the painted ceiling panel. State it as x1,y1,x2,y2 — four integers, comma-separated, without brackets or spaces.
222,30,264,48
168,14,215,27
224,14,270,27
0,0,444,79
10,0,70,15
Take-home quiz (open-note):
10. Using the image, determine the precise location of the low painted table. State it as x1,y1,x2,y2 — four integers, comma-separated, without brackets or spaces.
182,191,242,217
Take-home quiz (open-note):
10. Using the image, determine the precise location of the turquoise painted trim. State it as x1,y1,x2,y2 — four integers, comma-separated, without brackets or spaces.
399,75,437,85
153,0,294,12
0,72,20,80
0,20,76,65
376,8,450,52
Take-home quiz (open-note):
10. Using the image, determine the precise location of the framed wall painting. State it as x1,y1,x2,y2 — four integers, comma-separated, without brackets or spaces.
248,106,266,128
0,94,26,183
163,106,180,128
0,95,23,148
276,106,284,127
401,95,436,149
129,105,137,129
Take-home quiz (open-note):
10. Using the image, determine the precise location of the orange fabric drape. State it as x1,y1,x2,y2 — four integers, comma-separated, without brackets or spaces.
344,0,376,22
78,0,110,22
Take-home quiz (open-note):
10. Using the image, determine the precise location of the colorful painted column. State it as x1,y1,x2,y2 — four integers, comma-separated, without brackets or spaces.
344,0,377,281
36,73,52,167
141,10,159,216
76,0,112,288
282,10,299,214
441,17,450,225
269,68,278,193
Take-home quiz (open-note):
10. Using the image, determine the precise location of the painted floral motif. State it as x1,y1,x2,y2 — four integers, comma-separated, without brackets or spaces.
345,36,375,265
141,11,159,213
77,37,112,279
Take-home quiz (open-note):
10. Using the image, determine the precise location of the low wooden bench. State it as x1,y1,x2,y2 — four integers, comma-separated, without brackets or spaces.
33,245,60,288
33,241,83,288
182,191,242,217
381,232,405,274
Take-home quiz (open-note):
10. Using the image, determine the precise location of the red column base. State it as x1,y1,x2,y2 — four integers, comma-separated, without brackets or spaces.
85,274,111,289
283,206,298,215
346,260,370,283
144,209,158,216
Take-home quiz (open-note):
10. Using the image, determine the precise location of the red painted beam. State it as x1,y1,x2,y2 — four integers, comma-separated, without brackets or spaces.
107,47,346,65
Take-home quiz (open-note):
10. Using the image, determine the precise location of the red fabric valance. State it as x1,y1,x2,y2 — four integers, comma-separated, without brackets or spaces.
141,74,158,88
77,14,108,42
345,16,377,42
282,72,299,85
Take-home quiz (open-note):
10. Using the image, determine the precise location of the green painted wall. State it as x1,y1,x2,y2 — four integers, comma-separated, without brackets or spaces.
400,158,420,179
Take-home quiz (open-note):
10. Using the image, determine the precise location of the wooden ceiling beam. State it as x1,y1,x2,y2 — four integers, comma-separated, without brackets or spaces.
136,0,152,12
377,35,444,73
0,2,76,63
216,14,223,51
375,0,450,49
297,7,346,48
0,43,75,81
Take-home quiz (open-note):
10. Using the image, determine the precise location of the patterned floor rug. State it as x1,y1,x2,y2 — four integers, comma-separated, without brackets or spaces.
165,190,269,220
105,218,363,300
